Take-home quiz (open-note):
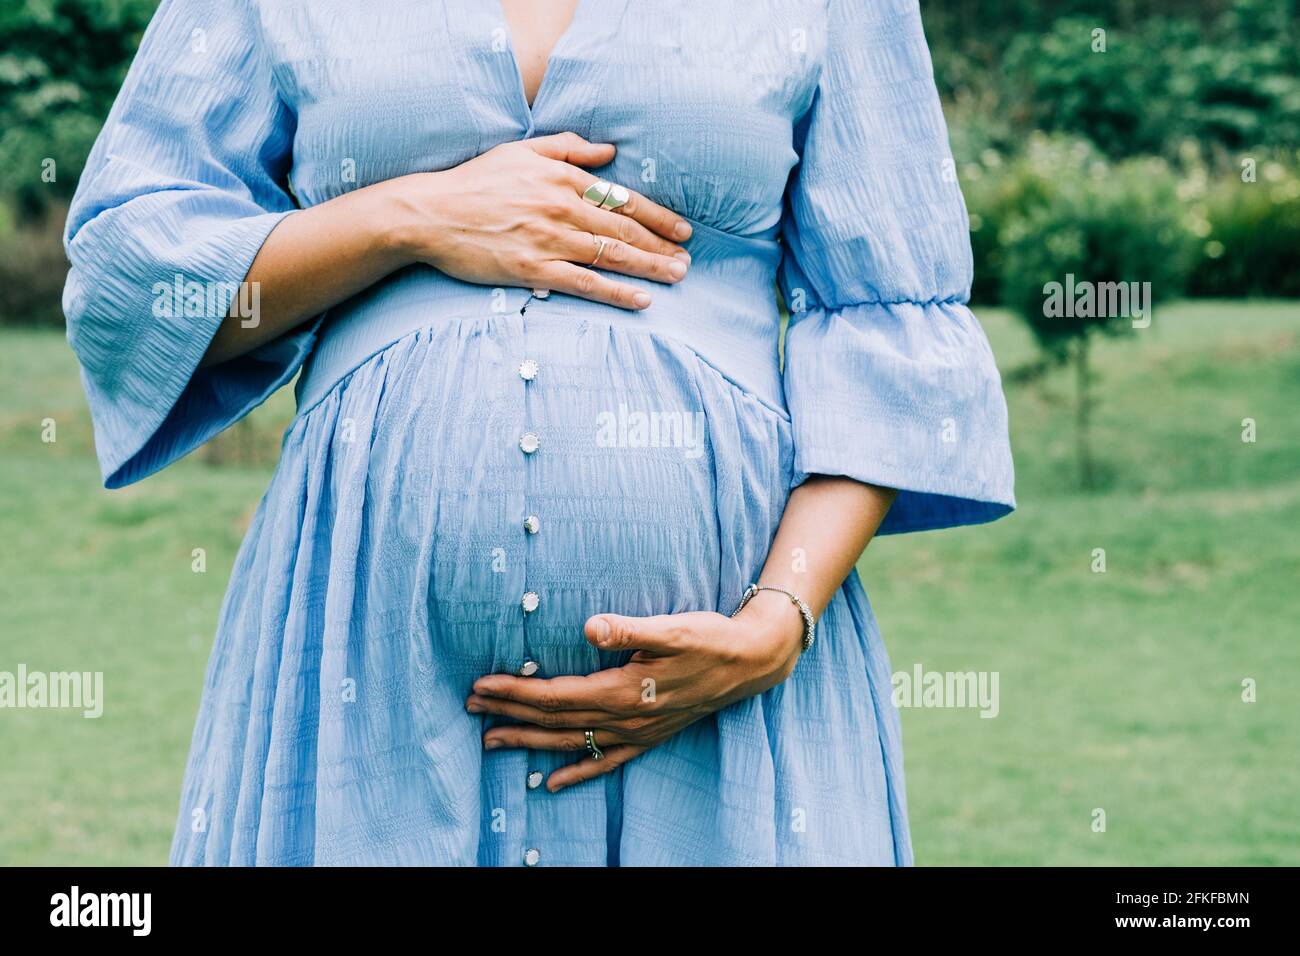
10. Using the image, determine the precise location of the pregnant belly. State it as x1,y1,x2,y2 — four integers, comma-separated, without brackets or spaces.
339,313,751,677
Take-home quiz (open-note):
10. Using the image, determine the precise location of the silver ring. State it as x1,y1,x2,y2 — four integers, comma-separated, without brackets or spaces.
589,234,608,267
584,729,605,760
581,180,630,211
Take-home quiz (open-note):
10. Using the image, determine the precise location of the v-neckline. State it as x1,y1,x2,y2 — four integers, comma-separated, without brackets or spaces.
495,0,586,121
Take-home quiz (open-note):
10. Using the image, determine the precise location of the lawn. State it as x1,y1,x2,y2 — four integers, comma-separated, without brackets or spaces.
1,300,1298,865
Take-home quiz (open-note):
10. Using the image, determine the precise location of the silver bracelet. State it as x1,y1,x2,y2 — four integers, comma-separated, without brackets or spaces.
731,583,816,652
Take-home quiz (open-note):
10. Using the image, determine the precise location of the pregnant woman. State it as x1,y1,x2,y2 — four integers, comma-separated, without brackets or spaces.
64,0,1014,866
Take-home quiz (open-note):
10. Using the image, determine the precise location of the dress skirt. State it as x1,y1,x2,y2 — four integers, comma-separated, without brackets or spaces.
168,312,912,866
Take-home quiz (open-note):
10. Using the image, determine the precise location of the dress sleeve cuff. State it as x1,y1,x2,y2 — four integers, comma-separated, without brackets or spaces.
783,299,1016,534
102,312,322,489
65,208,317,488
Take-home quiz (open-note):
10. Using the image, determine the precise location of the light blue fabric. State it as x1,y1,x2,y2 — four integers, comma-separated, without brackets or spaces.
64,0,1015,865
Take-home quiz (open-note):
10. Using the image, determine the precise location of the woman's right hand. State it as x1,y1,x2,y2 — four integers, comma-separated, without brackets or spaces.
379,132,693,310
203,134,691,367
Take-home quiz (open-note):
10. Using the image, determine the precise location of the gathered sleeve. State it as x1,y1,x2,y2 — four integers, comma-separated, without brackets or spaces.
778,0,1015,534
63,0,319,489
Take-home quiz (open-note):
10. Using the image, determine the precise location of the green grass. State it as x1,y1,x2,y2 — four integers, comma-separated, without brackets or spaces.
1,300,1298,865
866,301,1300,865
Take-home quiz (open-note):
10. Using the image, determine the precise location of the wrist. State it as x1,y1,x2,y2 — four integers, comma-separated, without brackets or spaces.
734,587,808,659
367,173,448,269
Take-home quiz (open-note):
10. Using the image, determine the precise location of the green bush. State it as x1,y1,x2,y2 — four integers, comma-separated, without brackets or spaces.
963,136,1105,307
1176,0,1300,155
997,1,1300,162
1003,17,1173,158
0,0,156,217
1186,156,1300,298
963,135,1300,306
996,149,1196,351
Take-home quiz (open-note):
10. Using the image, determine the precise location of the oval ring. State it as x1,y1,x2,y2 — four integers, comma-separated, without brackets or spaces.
581,180,630,211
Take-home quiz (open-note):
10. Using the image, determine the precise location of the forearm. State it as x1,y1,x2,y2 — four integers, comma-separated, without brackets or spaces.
200,177,417,367
747,476,897,622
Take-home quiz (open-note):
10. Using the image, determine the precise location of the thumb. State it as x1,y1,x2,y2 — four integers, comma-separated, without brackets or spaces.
585,614,678,654
526,131,616,167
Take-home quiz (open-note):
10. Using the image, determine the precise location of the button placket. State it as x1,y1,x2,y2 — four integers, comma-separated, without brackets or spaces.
516,321,543,659
516,302,547,864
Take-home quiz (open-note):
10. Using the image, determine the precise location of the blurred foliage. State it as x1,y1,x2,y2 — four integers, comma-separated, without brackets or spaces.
1001,8,1300,161
966,136,1196,342
935,0,1300,309
0,1,155,326
929,0,1300,163
0,0,154,216
0,203,69,326
963,136,1200,486
964,137,1300,307
1184,155,1300,297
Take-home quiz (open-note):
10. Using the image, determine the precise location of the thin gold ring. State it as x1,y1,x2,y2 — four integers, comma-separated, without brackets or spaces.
589,234,608,267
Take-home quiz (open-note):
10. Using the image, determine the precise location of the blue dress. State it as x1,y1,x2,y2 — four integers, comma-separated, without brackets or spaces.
63,0,1015,866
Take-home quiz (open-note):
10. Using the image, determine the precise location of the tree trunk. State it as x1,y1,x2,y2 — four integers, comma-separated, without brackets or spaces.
1075,335,1095,491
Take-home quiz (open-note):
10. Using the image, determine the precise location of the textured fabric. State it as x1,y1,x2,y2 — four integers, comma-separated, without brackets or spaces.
63,0,1015,866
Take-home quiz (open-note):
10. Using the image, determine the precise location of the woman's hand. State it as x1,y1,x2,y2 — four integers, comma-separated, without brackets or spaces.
381,131,693,310
203,131,692,366
466,589,805,792
466,476,898,793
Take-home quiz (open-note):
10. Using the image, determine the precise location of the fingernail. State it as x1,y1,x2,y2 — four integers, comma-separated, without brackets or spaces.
592,617,611,645
673,220,692,240
668,260,686,279
632,292,652,309
673,251,692,265
466,702,483,714
483,738,502,750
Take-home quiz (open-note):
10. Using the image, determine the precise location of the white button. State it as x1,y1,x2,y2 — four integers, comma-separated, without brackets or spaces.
532,289,550,299
518,659,539,677
523,515,540,535
527,771,544,790
523,847,541,866
519,432,540,454
521,591,540,614
518,359,539,382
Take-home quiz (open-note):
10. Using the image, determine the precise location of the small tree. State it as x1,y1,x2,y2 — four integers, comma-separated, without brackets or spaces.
996,144,1194,489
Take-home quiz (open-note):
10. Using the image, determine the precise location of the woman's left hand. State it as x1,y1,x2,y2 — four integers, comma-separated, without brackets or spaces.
466,591,806,792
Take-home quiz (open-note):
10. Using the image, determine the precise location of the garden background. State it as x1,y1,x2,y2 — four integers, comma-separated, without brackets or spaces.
1,0,1297,864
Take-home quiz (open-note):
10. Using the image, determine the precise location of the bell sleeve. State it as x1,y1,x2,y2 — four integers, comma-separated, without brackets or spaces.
62,0,319,489
778,0,1015,534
